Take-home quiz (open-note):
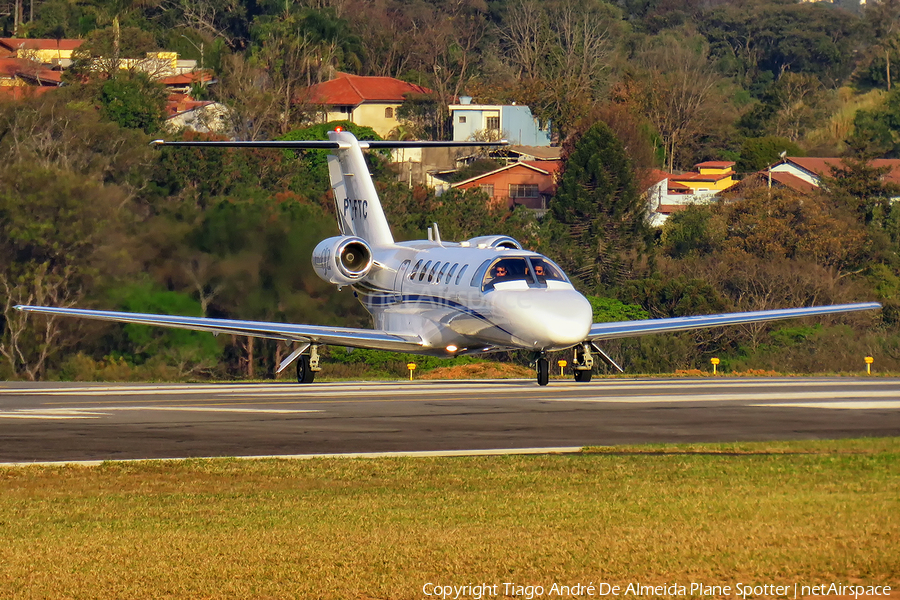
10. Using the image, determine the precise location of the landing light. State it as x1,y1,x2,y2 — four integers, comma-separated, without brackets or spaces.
446,345,458,353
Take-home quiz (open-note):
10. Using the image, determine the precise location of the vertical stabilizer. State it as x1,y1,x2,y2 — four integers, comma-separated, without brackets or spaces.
327,130,394,246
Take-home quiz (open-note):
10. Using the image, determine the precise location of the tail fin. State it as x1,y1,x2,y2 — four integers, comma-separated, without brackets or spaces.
327,130,393,246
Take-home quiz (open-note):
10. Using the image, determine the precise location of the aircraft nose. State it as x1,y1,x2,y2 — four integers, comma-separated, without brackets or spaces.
497,289,592,349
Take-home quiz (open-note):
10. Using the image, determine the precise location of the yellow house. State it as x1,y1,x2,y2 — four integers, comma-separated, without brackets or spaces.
0,38,83,65
669,161,736,193
299,72,433,138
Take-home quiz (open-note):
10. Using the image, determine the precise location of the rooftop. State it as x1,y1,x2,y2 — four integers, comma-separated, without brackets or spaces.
300,72,432,106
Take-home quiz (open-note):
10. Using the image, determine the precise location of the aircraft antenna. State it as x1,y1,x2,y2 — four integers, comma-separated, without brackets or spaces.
432,222,443,246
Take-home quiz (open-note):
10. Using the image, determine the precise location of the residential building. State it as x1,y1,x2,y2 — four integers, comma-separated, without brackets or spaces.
669,161,736,193
165,94,229,134
643,162,737,227
0,38,83,66
299,72,432,138
451,160,562,211
769,156,900,189
448,97,552,146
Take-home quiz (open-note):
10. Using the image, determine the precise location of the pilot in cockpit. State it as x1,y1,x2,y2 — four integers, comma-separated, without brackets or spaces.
493,264,509,279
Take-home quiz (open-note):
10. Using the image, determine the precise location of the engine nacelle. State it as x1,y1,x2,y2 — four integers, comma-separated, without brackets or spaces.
466,235,523,250
312,236,374,285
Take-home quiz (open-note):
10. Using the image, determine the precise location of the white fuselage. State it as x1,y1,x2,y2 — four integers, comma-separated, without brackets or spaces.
351,240,593,356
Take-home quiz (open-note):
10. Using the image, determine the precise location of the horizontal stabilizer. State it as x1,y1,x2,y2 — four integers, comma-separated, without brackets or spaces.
151,140,508,149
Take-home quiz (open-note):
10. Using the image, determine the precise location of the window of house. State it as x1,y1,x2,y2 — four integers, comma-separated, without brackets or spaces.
385,107,394,119
480,184,495,197
509,184,539,198
485,116,500,130
459,116,467,124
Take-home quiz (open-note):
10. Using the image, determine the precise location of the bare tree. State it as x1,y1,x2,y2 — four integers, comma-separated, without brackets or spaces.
499,0,551,80
637,37,728,172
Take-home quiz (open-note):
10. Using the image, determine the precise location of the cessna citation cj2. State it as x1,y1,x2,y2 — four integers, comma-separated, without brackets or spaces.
17,129,882,385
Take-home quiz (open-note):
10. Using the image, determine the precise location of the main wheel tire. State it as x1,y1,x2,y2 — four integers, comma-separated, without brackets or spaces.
574,369,592,383
296,355,316,384
536,357,549,386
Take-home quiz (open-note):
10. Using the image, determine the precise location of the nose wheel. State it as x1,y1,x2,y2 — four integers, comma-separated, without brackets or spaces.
536,355,549,386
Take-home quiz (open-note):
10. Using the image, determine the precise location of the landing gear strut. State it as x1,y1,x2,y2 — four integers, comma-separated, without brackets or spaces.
573,343,594,383
535,354,549,386
296,344,321,384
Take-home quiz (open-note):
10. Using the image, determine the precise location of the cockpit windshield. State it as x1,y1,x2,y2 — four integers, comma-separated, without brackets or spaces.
481,256,569,291
529,257,567,284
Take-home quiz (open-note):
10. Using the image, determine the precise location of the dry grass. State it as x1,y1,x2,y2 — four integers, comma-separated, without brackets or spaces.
0,439,898,599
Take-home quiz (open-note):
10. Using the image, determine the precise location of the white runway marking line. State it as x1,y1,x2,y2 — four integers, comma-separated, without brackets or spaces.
548,390,900,404
751,400,900,410
0,406,322,420
0,446,586,468
4,378,900,397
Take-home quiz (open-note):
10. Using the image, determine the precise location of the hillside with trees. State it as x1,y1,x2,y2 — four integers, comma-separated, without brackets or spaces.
2,0,900,379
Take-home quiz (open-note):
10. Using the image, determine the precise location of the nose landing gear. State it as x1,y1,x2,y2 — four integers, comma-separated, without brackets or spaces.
532,353,550,386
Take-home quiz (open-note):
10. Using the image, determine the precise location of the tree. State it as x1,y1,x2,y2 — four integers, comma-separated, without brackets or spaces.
99,72,168,134
635,35,733,171
737,136,804,173
550,121,651,289
0,167,130,380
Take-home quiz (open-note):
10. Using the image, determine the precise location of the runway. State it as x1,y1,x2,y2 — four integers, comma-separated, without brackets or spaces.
1,377,899,463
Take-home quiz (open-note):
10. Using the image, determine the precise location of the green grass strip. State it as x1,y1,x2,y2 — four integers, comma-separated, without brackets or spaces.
0,438,898,599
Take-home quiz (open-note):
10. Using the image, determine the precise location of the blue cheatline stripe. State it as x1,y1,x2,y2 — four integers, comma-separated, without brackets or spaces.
353,287,516,338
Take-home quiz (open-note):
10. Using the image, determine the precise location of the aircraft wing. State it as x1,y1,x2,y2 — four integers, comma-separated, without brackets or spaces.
14,306,425,353
587,302,882,341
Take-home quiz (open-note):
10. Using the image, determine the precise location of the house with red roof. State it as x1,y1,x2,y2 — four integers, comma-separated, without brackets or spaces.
451,160,562,211
0,57,63,96
769,157,900,190
298,72,433,138
0,38,83,66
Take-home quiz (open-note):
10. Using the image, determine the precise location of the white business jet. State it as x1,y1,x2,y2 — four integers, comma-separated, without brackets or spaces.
16,129,881,385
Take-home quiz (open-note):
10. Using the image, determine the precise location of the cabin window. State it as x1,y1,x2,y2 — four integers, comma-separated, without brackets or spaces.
427,261,441,282
385,107,394,119
509,184,539,198
455,264,469,285
446,263,458,284
436,262,449,284
419,260,432,281
409,259,423,280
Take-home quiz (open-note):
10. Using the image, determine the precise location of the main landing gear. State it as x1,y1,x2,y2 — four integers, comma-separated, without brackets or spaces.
296,345,322,384
572,343,594,383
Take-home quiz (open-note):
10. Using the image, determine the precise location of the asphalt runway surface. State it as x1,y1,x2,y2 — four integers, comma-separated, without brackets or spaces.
1,377,899,463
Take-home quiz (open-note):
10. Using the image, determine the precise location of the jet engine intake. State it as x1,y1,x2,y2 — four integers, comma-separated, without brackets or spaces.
312,236,374,285
466,235,523,249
